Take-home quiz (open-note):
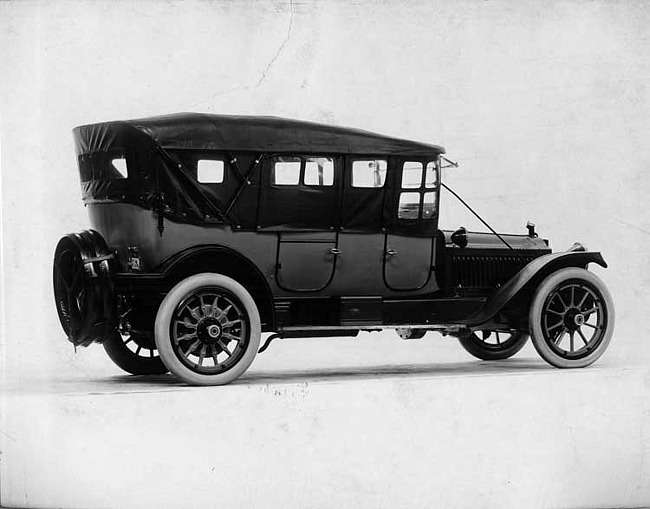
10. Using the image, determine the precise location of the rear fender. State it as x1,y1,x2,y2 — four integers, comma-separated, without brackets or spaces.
466,251,607,327
158,245,275,329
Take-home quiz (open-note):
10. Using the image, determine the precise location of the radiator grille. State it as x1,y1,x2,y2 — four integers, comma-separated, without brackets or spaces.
450,254,535,288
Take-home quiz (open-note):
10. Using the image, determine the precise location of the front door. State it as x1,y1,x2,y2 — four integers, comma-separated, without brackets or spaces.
383,159,439,291
383,233,435,290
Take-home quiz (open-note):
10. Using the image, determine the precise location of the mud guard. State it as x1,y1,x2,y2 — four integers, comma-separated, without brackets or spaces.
465,251,607,327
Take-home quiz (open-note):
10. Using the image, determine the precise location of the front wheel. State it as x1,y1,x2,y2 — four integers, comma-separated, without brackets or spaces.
155,273,261,385
458,330,529,360
529,267,614,368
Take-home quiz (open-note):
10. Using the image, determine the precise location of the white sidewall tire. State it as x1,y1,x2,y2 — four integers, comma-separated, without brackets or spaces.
529,267,614,368
155,273,261,385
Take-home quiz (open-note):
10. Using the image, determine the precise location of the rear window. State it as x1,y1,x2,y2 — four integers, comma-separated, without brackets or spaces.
197,159,224,184
78,153,130,182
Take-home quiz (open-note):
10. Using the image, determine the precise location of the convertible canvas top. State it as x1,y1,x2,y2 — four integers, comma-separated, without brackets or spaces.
72,113,444,234
73,113,445,157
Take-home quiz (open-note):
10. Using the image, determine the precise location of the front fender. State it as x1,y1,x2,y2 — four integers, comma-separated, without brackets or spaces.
466,251,607,326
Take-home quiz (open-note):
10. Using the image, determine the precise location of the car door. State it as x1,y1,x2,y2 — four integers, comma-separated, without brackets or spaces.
258,155,339,292
335,157,389,295
276,231,337,291
383,160,438,291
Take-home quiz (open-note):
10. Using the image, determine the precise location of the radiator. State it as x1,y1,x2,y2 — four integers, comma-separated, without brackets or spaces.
449,254,535,288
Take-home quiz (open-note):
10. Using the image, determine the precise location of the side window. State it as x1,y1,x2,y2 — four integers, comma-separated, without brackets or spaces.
304,157,334,186
271,156,335,186
352,159,387,188
197,159,224,184
262,155,338,229
272,157,302,185
79,153,130,182
397,160,438,220
401,161,422,188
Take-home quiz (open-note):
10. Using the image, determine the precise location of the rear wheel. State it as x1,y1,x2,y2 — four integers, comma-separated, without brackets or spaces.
529,268,614,368
155,273,261,385
103,332,168,375
458,330,529,360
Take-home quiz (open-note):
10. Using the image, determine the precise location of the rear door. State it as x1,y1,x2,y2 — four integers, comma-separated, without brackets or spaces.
276,231,337,291
258,155,339,292
384,160,439,291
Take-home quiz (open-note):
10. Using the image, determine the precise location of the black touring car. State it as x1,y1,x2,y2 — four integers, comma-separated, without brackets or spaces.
53,113,614,385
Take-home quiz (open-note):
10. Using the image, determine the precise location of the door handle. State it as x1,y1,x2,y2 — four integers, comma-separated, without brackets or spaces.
330,248,342,255
386,249,398,256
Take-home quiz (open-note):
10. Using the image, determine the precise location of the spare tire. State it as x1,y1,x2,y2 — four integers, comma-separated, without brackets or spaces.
53,230,117,347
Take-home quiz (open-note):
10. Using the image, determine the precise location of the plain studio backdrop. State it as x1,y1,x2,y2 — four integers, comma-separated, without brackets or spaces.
1,1,649,508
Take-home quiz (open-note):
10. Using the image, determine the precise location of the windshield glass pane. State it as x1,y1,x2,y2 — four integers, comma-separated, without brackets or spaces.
398,192,420,219
425,162,437,188
422,192,437,219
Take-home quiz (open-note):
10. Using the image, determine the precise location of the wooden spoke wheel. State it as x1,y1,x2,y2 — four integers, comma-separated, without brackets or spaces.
529,268,614,368
155,273,261,385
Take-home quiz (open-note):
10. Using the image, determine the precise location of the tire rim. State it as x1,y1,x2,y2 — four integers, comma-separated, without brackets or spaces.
122,333,160,359
169,287,249,374
541,279,608,359
470,330,521,351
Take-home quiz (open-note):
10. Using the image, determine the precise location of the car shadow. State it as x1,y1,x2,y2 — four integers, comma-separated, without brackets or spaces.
240,359,557,385
9,357,613,396
89,358,559,391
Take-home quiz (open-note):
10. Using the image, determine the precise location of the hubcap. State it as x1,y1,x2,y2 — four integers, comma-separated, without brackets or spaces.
564,309,585,330
196,317,223,344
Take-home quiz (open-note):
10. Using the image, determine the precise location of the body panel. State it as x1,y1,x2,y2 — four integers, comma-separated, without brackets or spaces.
88,202,444,298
